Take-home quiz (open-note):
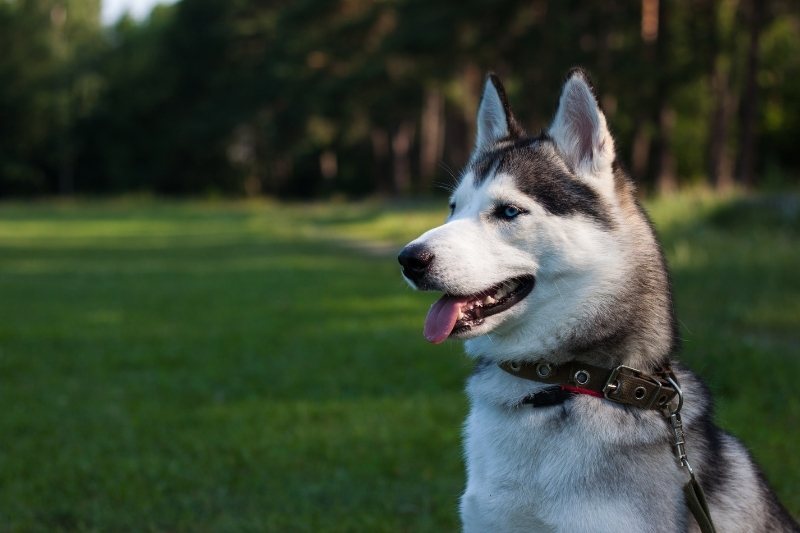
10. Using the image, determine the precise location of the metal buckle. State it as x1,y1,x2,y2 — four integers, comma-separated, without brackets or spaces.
602,365,663,409
664,375,694,474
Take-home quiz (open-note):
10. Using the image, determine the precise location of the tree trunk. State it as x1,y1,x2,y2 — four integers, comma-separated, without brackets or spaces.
443,110,470,182
708,65,733,191
708,58,735,191
319,150,337,181
656,108,677,194
641,0,658,43
391,120,415,194
634,0,658,189
462,63,482,150
57,149,74,195
705,0,738,192
736,0,765,188
419,88,445,192
652,0,677,194
271,156,293,195
631,124,651,181
370,128,391,194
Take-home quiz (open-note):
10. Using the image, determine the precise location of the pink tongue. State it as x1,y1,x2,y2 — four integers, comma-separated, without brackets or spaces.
424,295,470,344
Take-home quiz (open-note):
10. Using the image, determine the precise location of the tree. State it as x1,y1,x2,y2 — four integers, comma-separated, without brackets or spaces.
2,0,800,197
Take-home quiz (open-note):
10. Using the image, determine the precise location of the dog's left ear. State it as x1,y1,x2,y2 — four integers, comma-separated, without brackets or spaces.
549,69,615,176
473,74,523,157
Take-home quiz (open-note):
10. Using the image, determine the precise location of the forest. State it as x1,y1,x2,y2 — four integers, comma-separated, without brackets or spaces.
1,0,799,197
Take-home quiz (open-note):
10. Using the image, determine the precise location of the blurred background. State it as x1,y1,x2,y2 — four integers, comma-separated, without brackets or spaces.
0,0,798,531
1,0,799,197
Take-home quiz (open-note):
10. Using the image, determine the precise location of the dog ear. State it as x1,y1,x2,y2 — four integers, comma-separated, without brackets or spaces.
473,74,522,156
549,69,615,176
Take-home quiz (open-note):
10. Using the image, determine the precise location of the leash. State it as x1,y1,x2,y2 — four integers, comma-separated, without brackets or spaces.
663,375,718,533
499,360,718,533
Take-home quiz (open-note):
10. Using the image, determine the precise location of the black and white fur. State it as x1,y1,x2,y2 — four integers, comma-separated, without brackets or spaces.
399,70,798,532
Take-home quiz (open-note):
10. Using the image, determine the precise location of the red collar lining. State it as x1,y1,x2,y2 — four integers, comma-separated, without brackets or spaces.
560,384,604,398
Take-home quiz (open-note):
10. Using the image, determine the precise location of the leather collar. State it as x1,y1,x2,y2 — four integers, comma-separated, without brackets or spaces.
500,360,716,532
499,359,679,411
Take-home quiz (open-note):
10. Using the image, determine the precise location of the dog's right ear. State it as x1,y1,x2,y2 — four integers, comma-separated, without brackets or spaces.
549,69,615,177
473,74,522,157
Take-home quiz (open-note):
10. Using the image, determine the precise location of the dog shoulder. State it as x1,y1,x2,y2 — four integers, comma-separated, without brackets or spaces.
675,364,800,531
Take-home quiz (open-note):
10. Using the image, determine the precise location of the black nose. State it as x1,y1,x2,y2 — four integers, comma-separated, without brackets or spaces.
398,244,434,283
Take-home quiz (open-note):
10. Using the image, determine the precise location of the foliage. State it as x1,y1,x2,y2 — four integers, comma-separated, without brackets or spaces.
0,193,797,530
0,0,799,197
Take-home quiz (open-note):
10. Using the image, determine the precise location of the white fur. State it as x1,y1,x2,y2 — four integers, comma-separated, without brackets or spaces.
462,366,686,532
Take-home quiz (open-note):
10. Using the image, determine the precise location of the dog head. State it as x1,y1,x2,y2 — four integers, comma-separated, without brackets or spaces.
399,70,674,365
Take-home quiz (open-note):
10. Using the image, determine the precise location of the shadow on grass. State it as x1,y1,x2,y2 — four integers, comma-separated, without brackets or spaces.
705,193,800,235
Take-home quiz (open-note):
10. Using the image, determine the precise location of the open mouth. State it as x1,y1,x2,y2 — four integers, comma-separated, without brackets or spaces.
423,275,535,344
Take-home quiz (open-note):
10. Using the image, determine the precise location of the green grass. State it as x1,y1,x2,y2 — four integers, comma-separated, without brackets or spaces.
0,193,797,531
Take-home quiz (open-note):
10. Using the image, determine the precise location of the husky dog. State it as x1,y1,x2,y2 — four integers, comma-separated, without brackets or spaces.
398,69,798,532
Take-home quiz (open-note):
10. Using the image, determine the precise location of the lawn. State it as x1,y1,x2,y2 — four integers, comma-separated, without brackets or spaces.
0,193,797,531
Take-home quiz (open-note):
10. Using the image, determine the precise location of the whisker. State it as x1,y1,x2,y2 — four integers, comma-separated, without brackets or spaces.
434,180,456,193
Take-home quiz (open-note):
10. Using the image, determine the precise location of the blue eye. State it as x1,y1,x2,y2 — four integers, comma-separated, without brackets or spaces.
449,202,456,215
497,204,524,220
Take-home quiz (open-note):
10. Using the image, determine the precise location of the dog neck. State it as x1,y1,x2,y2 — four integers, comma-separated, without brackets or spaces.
465,325,675,375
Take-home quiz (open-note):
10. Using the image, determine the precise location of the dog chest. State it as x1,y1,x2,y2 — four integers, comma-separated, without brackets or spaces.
461,394,686,532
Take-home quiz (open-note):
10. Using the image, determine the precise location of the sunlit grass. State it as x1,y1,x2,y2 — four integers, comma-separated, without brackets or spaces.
0,192,797,530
